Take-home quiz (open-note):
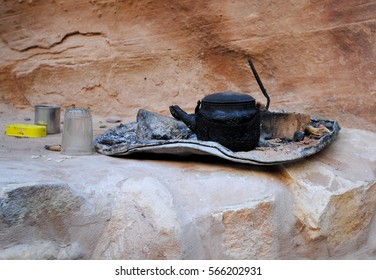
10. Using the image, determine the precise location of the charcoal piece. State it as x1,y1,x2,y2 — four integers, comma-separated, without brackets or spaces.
94,122,137,146
293,131,305,142
136,109,193,143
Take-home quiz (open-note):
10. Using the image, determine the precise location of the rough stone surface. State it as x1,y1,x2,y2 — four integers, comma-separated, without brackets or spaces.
0,182,111,259
92,176,181,259
0,0,375,132
282,129,376,258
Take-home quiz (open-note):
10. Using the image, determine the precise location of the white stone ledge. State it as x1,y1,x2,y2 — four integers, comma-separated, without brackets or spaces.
0,128,375,259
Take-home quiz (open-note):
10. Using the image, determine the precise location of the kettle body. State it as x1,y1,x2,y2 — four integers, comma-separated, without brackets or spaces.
170,91,260,151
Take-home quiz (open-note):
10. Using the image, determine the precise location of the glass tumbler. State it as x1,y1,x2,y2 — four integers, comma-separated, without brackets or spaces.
61,108,94,155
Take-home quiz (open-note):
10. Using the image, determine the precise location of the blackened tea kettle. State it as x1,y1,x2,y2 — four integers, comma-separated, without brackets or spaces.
169,58,271,152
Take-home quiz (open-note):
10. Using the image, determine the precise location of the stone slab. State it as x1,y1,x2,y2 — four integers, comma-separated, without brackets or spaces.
0,127,375,259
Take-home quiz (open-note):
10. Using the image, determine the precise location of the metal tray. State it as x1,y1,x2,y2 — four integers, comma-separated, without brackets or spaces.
94,110,340,165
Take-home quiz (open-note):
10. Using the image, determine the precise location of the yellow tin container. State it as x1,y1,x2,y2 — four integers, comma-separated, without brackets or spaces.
5,124,47,138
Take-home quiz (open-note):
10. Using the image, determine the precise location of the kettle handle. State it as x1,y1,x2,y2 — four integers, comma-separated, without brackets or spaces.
195,100,201,114
247,57,270,110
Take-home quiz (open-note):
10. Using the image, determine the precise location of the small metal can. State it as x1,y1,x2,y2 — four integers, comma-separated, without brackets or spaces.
34,105,61,134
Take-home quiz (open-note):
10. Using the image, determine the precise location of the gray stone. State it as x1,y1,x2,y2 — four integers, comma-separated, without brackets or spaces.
106,116,122,123
135,109,193,142
0,182,111,259
0,183,82,226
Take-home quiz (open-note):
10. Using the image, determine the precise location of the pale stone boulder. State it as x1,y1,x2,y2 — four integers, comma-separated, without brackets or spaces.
92,176,181,259
0,182,110,259
283,129,376,258
0,128,375,259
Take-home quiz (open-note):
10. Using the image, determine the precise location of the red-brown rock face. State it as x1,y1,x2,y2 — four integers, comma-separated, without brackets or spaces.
0,0,375,131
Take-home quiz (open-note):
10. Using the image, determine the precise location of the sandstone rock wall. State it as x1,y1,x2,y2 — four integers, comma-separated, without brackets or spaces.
1,0,375,131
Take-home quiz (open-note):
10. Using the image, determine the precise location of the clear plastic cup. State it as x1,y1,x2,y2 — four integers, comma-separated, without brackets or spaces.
61,108,94,155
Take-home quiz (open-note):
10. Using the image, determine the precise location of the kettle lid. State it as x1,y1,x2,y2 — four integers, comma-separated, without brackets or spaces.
202,91,255,104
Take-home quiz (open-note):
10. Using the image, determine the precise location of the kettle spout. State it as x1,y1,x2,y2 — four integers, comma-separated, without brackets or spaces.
169,105,196,131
